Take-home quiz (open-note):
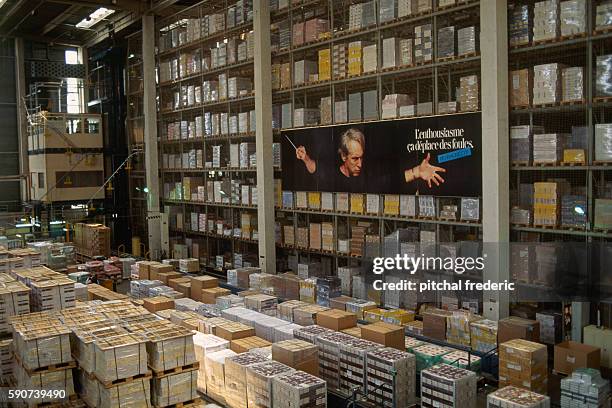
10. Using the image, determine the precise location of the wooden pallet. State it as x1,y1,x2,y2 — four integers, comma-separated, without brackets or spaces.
533,161,560,166
560,99,585,106
593,228,611,234
559,32,587,41
512,161,531,167
438,217,457,222
511,104,530,110
594,26,612,35
509,41,531,50
460,219,480,224
94,371,152,388
152,362,199,378
533,224,557,229
153,398,203,408
559,225,587,231
417,216,436,220
533,37,559,45
15,356,77,374
533,102,560,108
414,60,433,66
511,222,531,227
437,55,458,62
593,161,612,166
594,96,612,104
560,161,585,167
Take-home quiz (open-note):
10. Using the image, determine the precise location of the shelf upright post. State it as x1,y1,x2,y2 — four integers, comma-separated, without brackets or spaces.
254,0,277,274
480,0,509,320
142,14,162,260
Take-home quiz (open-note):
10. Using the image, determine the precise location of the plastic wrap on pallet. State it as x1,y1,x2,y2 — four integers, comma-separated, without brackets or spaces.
205,348,237,404
534,63,563,105
315,331,355,390
459,75,479,112
437,26,455,59
596,54,612,97
458,26,477,56
560,0,586,36
246,361,294,408
561,66,583,102
487,385,550,408
533,133,567,163
366,347,416,408
596,2,612,30
460,198,480,221
421,363,477,408
560,368,610,408
293,324,334,344
224,352,269,408
414,24,433,64
15,361,75,405
595,123,612,162
533,0,559,42
272,370,326,408
81,370,150,408
151,370,198,407
509,4,531,46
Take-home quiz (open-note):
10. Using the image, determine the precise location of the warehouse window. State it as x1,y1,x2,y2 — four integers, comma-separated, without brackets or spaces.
65,78,83,114
56,171,103,188
84,117,100,134
65,50,79,65
38,173,44,189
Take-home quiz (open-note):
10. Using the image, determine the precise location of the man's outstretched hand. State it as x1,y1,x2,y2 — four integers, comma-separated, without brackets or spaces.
418,153,446,188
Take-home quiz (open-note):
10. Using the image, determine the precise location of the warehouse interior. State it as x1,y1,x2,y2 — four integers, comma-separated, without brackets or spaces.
0,0,610,407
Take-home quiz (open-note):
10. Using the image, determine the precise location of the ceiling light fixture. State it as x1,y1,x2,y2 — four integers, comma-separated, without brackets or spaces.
75,7,115,29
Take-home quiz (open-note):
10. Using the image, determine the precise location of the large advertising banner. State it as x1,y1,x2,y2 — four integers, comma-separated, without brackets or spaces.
281,112,482,196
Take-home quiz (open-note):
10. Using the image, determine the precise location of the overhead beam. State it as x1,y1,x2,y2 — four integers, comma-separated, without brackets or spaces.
82,10,139,48
148,0,180,15
45,0,145,13
43,4,82,35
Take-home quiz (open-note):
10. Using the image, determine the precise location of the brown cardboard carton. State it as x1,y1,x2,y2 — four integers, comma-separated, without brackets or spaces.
271,339,319,376
168,277,191,291
510,68,531,107
554,341,600,375
498,317,540,343
157,271,183,285
190,275,219,301
361,321,404,350
138,261,158,280
143,296,175,313
498,339,548,393
149,263,174,281
176,282,191,298
230,336,271,353
330,295,353,311
201,287,231,304
423,308,452,341
216,322,256,341
316,309,357,331
342,326,362,338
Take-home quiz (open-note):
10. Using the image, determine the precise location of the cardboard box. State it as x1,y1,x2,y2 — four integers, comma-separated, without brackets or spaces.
157,271,183,285
423,308,452,341
190,275,219,300
554,341,600,375
498,316,540,344
272,339,319,376
168,277,191,291
143,296,175,313
316,309,357,331
330,295,353,311
230,336,271,354
201,287,231,304
361,321,404,350
216,322,256,341
149,263,174,281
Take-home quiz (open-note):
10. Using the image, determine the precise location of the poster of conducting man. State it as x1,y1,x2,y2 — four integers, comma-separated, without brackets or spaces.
281,112,482,196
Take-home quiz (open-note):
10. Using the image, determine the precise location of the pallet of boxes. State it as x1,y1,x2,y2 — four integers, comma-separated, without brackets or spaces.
73,223,111,258
0,272,30,389
129,319,200,407
10,312,78,406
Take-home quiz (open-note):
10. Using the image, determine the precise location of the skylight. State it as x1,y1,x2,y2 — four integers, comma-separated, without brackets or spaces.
75,7,115,29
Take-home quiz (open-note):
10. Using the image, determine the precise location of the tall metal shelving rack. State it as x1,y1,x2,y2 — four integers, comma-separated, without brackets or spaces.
507,0,612,326
126,32,149,256
271,0,483,283
135,0,489,291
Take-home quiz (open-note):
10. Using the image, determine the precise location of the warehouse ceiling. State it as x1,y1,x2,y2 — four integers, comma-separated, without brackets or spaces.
0,0,198,46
